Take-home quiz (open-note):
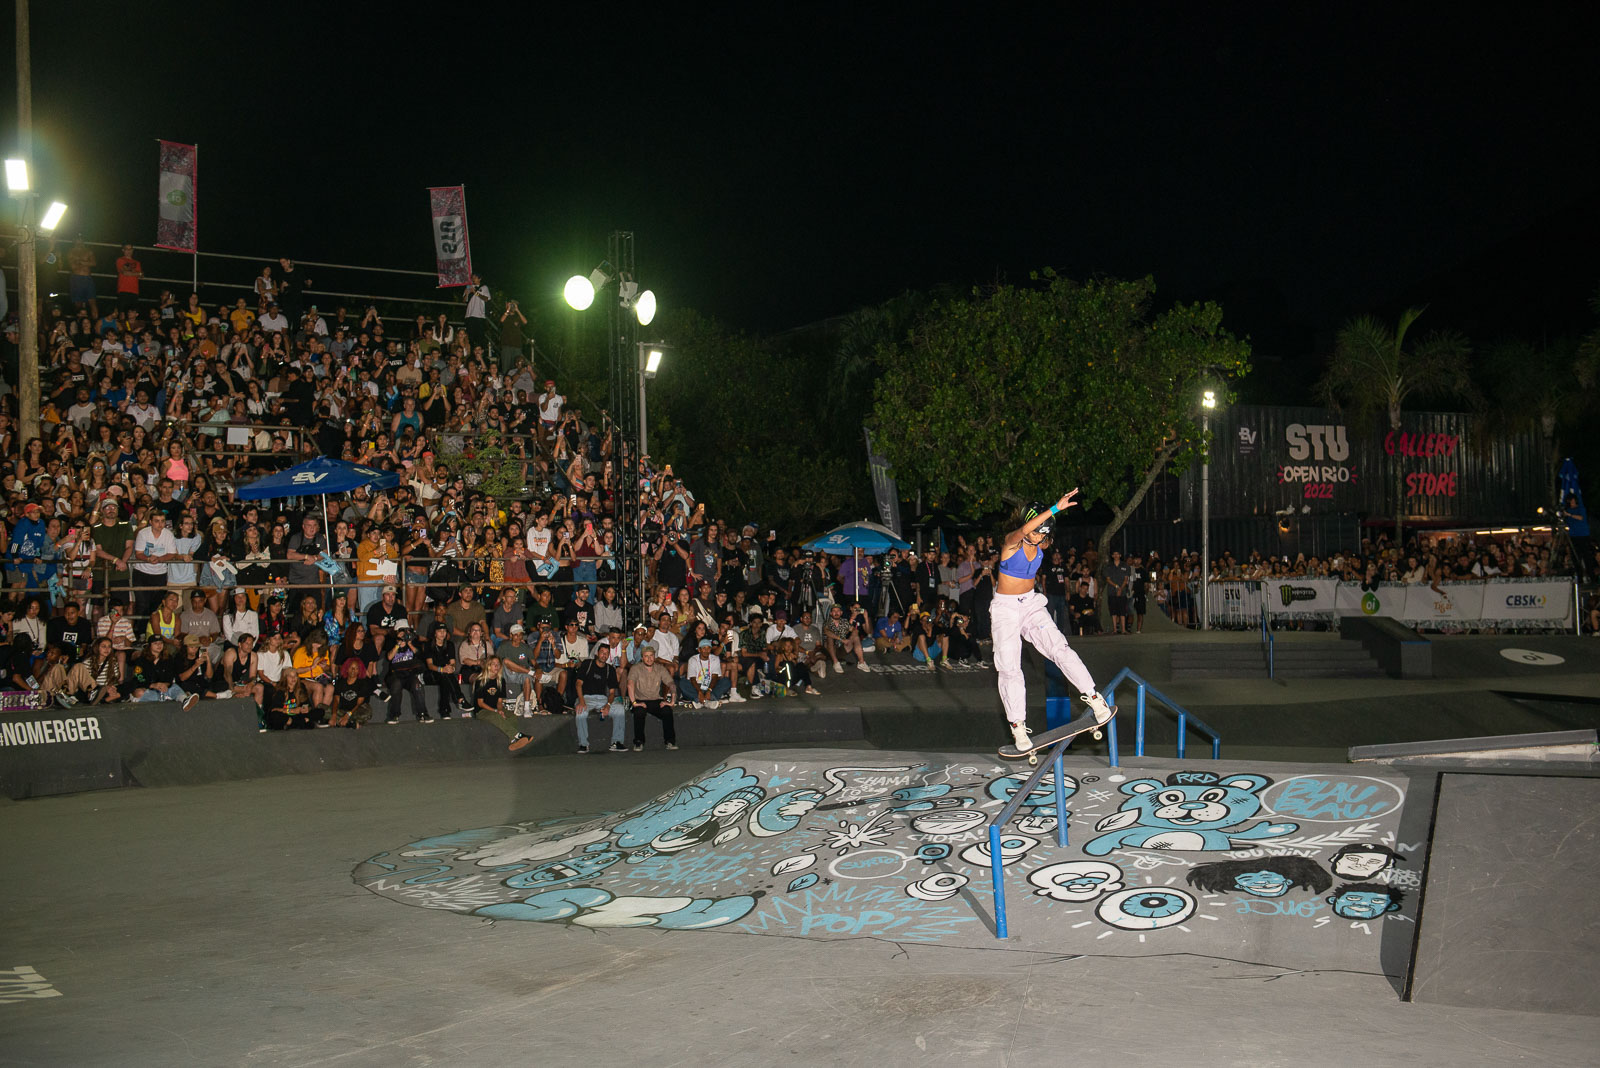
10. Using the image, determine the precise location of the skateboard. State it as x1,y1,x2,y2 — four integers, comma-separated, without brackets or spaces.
999,707,1115,765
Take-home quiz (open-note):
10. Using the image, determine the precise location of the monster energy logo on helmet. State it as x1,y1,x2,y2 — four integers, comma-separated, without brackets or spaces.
1024,502,1053,535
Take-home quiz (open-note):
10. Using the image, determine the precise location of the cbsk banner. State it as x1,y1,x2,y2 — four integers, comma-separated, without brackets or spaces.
428,186,473,288
155,141,197,252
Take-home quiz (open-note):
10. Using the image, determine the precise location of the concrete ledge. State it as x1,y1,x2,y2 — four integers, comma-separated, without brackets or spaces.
0,696,869,799
1342,617,1432,678
1350,729,1599,765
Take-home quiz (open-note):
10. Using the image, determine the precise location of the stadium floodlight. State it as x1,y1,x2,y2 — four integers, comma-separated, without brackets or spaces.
563,274,596,310
5,159,28,194
634,289,657,326
642,346,665,378
38,201,67,232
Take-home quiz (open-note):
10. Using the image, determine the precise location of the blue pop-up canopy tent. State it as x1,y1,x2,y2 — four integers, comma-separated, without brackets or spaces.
1558,457,1588,538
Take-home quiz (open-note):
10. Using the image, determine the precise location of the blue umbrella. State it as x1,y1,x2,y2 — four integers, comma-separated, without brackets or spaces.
234,456,400,501
235,457,401,588
802,520,912,554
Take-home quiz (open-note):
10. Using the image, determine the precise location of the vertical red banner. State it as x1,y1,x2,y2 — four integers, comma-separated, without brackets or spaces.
429,186,473,287
156,141,198,252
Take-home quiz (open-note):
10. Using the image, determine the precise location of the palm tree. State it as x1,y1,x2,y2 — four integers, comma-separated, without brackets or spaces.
1316,307,1471,548
1478,338,1579,507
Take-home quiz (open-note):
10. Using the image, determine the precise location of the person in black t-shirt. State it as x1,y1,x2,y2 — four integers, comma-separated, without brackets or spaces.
1043,548,1070,629
46,601,93,660
328,658,375,728
472,657,533,753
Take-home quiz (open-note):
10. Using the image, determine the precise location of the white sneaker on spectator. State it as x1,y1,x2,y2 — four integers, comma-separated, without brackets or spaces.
706,700,720,709
856,662,871,672
725,691,747,704
815,663,826,679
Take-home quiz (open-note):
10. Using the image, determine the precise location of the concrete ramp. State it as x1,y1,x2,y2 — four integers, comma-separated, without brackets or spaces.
357,749,1425,979
1408,773,1600,1016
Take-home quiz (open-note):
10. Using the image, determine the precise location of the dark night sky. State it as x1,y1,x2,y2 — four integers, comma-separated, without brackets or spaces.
5,7,1596,358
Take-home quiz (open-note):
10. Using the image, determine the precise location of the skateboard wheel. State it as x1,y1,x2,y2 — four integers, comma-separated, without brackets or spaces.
1091,729,1103,740
1027,754,1039,767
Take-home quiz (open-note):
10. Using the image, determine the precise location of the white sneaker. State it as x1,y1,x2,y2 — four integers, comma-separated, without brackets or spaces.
856,661,871,672
814,663,826,679
725,691,747,704
1081,691,1116,724
706,700,720,709
1009,722,1035,753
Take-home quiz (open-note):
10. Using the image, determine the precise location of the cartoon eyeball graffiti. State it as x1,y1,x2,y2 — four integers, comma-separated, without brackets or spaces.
1028,861,1126,903
914,844,952,864
1095,887,1196,930
958,834,1039,868
911,810,987,836
1014,814,1057,836
906,872,970,901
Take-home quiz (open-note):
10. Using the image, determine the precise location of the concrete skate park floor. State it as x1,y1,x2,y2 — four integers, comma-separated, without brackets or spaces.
7,748,1597,1067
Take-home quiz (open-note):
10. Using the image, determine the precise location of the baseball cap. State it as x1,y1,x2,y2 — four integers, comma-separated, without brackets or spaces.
698,638,713,649
183,634,200,648
394,618,411,630
640,642,657,654
509,623,525,633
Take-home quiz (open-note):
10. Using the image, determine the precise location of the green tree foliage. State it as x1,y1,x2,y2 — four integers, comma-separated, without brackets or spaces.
870,274,1250,560
1316,307,1471,546
645,309,862,536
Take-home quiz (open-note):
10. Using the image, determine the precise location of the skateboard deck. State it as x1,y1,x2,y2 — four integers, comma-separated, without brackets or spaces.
999,708,1114,763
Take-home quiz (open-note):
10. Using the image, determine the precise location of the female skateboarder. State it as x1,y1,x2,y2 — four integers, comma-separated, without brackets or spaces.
993,491,1114,754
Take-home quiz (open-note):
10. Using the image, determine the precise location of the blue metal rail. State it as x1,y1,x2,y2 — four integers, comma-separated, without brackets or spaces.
1101,667,1222,761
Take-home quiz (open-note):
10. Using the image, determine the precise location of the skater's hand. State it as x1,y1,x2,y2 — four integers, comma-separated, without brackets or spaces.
1056,489,1080,513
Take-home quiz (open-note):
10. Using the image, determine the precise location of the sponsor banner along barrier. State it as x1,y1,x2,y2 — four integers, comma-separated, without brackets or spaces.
1213,577,1573,628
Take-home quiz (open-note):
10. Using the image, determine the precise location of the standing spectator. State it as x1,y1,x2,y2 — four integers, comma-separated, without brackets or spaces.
286,514,328,609
498,300,527,374
626,643,677,751
277,257,310,326
114,244,143,314
462,274,490,350
130,511,177,618
537,380,565,434
1105,550,1132,635
67,238,98,319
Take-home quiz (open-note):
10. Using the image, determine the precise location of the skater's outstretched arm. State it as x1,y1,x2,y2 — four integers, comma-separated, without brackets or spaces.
1003,490,1080,552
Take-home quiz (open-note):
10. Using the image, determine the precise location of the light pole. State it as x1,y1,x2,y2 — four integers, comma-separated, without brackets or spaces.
637,343,666,455
5,156,67,446
563,234,659,622
1201,388,1217,630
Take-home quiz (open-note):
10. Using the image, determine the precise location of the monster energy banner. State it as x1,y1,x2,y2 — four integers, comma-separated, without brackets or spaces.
863,427,903,538
1215,578,1573,628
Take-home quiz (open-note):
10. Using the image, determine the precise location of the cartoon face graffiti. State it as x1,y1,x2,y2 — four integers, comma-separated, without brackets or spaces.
1186,857,1331,897
1328,844,1404,880
652,788,765,853
1327,883,1404,920
505,848,624,888
1234,870,1294,897
1028,861,1125,902
1083,772,1297,855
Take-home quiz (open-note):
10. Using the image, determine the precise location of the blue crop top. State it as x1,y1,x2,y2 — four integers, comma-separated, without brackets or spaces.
998,544,1042,580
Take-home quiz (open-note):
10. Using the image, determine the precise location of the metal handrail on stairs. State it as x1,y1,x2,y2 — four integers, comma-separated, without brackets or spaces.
1259,602,1276,679
1102,667,1222,760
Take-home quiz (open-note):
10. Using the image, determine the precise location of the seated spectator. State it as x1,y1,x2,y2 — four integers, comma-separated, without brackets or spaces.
574,643,628,753
127,636,200,709
874,611,911,654
264,677,317,730
1069,581,1098,637
625,643,677,752
771,638,820,696
678,637,733,709
739,608,772,696
907,609,943,669
823,603,871,673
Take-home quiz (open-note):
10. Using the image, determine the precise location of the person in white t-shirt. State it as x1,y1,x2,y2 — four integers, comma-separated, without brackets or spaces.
678,639,732,707
525,513,554,576
538,381,565,429
124,389,162,429
648,612,680,668
765,609,797,647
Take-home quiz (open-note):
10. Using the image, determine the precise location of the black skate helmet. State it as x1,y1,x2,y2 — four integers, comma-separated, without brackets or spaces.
1022,501,1053,536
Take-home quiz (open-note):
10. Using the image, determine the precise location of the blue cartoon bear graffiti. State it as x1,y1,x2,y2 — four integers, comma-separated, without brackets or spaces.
1083,771,1298,855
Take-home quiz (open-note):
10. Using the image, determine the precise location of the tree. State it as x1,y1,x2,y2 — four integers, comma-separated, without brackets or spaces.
646,308,863,535
1477,338,1579,506
870,273,1250,570
1316,308,1471,548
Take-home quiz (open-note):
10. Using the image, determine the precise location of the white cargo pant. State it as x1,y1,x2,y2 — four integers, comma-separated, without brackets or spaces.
991,591,1097,725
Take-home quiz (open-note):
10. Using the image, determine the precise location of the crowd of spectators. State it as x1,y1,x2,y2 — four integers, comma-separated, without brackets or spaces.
0,245,1591,746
